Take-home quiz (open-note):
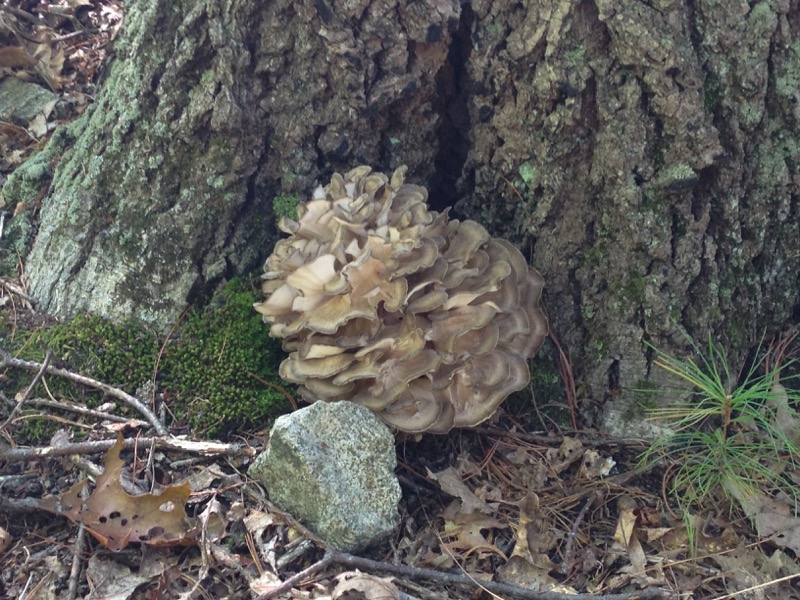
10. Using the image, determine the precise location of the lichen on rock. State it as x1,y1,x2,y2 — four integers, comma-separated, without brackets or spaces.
256,166,548,433
248,401,400,553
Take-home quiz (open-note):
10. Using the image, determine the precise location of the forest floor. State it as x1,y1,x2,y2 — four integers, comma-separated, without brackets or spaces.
2,2,800,599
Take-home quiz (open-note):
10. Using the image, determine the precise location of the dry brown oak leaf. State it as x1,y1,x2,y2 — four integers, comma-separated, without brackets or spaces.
40,435,194,551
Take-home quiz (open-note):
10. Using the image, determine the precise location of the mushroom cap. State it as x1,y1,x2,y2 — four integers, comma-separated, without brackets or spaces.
257,166,548,433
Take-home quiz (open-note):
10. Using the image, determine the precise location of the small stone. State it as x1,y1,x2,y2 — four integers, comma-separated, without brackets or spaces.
0,78,58,125
249,401,401,553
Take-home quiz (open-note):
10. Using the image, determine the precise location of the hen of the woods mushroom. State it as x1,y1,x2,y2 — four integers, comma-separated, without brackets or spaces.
255,166,548,433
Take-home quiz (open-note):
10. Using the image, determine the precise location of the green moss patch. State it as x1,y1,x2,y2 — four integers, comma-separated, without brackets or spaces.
5,277,292,440
272,192,303,222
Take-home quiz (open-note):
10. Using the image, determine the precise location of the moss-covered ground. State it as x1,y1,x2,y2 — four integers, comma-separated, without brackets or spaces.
1,277,293,441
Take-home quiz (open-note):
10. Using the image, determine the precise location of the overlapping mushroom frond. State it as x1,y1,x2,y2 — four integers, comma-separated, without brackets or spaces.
255,166,548,433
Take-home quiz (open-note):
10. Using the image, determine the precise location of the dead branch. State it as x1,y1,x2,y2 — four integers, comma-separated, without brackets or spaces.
0,349,52,432
0,495,42,514
0,435,253,465
17,396,137,423
66,525,86,600
257,549,672,600
0,3,39,24
0,350,168,435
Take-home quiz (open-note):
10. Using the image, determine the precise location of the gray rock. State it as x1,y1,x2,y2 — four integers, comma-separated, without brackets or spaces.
602,397,676,441
249,401,401,553
0,78,58,125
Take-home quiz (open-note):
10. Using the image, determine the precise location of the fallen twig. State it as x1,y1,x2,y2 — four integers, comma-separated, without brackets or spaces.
0,435,253,464
257,549,672,600
0,350,168,435
243,484,328,547
0,277,35,302
66,525,86,600
18,396,137,424
474,426,647,449
0,495,43,514
256,552,334,600
0,349,52,432
561,490,602,575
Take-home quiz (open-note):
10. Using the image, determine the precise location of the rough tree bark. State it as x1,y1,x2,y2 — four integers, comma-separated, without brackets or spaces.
3,0,799,426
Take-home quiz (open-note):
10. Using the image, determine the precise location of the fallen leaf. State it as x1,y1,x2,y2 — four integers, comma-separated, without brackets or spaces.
0,47,37,68
577,449,615,479
612,496,638,548
249,571,283,596
331,571,401,600
441,507,507,558
745,494,800,554
185,463,231,491
28,113,49,138
195,496,227,543
0,526,10,553
712,543,800,599
497,492,561,591
513,492,558,560
40,434,195,551
86,555,150,600
612,496,646,575
497,556,559,592
546,437,584,474
427,466,494,514
32,43,65,91
244,510,280,538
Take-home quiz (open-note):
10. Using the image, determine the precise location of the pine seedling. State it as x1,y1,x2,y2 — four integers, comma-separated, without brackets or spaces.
639,336,800,515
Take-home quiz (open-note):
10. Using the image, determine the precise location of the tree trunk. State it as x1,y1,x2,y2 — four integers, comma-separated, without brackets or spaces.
4,0,799,417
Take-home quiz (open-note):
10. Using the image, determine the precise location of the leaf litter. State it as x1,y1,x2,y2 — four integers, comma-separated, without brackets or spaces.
0,0,122,173
4,341,800,599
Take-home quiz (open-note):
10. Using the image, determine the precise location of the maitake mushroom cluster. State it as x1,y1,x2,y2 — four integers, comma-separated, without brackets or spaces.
256,166,548,433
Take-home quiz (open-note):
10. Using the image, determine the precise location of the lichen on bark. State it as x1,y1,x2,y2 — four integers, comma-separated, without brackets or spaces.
451,0,800,417
16,1,273,328
11,0,461,331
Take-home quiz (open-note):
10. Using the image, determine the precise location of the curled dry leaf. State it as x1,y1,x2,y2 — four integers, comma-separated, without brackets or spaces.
331,571,401,600
612,496,646,577
0,47,38,69
0,526,10,553
577,449,615,479
545,437,584,474
498,492,560,591
249,571,283,596
192,496,227,543
32,43,65,91
40,434,195,551
426,466,494,515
